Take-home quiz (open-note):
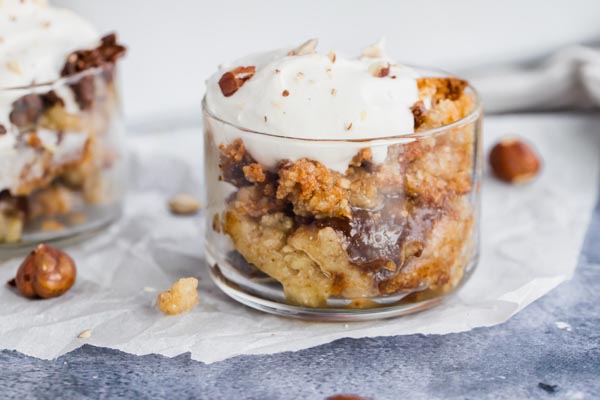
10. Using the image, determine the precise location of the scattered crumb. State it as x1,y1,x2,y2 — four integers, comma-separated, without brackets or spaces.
275,69,281,74
264,115,268,123
287,38,318,56
296,72,304,80
360,111,367,121
282,89,290,97
6,60,22,75
345,122,353,131
77,329,92,339
41,219,65,232
143,286,157,293
555,321,572,331
361,37,386,58
168,193,201,215
344,324,349,328
157,277,199,315
331,88,337,96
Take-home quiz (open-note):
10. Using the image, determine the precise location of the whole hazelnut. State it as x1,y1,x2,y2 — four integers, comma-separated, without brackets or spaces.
14,243,77,299
489,138,541,183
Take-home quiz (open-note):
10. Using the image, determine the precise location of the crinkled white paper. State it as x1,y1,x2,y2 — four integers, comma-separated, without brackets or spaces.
0,113,598,363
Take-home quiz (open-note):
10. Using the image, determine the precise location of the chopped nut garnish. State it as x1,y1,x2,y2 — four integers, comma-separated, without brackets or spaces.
368,61,390,77
168,193,201,215
61,33,126,110
218,66,256,97
288,38,318,56
361,38,386,58
157,277,199,315
328,50,337,63
6,61,22,75
282,90,290,97
77,329,92,339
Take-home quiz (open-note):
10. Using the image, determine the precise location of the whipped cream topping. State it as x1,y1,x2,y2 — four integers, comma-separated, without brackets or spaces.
0,0,100,193
205,39,420,172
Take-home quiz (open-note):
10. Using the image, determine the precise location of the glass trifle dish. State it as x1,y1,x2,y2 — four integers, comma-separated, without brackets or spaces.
0,0,126,246
204,39,482,319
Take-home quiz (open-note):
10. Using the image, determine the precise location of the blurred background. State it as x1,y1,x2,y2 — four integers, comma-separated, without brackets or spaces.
54,0,600,130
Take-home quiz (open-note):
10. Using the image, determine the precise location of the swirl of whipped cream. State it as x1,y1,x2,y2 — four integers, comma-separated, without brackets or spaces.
0,0,101,192
205,39,420,172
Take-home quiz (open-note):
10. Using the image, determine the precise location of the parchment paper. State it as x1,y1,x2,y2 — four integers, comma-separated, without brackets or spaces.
0,113,598,363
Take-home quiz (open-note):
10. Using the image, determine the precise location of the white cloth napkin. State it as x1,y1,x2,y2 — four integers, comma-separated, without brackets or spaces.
469,45,600,113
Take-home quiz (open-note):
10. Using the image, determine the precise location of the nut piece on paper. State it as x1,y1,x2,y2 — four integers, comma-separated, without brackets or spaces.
168,193,201,215
157,277,199,315
13,243,77,299
489,137,541,184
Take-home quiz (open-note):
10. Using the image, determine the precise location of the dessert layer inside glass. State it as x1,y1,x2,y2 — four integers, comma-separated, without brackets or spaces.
205,40,481,308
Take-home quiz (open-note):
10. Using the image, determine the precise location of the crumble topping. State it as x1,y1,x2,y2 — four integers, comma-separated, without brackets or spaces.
276,159,351,219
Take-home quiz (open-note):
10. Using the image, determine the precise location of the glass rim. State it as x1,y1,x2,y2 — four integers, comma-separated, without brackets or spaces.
0,65,112,93
202,72,482,143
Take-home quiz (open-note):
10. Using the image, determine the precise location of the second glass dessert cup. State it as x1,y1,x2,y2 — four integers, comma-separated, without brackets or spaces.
204,84,482,321
0,66,126,249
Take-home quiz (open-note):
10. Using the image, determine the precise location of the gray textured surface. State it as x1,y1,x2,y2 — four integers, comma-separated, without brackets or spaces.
1,191,599,400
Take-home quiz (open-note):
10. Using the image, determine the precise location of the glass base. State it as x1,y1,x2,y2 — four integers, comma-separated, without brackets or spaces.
206,243,478,322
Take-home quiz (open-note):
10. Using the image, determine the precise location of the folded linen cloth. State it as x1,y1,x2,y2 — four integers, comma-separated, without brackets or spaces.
467,45,600,113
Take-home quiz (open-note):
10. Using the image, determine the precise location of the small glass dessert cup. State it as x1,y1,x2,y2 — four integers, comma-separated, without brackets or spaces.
0,64,126,248
204,60,482,320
